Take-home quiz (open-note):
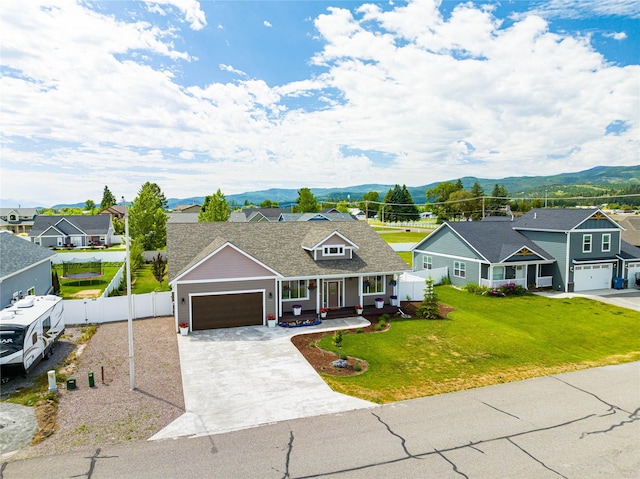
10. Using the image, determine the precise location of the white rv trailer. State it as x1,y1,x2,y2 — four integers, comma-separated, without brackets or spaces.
0,295,64,374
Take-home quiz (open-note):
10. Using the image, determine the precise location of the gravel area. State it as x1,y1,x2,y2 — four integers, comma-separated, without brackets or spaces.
8,316,184,460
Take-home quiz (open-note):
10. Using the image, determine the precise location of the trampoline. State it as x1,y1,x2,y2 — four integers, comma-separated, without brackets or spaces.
60,258,104,284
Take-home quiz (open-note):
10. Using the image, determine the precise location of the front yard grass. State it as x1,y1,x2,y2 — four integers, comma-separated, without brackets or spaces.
318,286,640,403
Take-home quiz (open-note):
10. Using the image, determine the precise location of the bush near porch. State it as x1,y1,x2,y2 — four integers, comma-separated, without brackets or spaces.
317,286,640,403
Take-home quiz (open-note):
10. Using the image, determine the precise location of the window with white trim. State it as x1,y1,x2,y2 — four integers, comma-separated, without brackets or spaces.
27,287,35,296
492,266,504,280
282,280,308,301
453,261,466,278
423,256,432,270
601,234,611,252
582,234,592,253
362,275,384,294
323,245,344,256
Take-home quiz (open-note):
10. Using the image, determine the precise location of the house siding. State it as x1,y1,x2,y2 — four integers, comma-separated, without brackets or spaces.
416,227,482,260
181,246,276,281
519,230,567,290
569,230,620,260
1,261,53,308
176,279,276,323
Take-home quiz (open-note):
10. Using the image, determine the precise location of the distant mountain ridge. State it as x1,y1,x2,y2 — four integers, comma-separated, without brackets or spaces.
15,164,638,210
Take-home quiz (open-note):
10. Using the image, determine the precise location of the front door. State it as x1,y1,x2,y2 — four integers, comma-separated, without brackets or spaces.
325,281,342,308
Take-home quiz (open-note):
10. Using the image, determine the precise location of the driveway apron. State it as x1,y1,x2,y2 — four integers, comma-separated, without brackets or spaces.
151,318,374,440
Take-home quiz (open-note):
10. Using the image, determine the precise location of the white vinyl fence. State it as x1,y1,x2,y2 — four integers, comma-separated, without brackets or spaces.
102,264,125,297
399,267,448,301
63,292,173,325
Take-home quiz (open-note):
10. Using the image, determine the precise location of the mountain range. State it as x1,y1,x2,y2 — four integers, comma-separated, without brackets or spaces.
167,165,640,210
4,165,636,210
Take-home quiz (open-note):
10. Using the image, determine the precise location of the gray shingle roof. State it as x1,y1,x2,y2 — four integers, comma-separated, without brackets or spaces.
0,232,56,279
29,215,112,236
167,221,409,281
618,240,640,260
513,208,619,231
446,221,554,263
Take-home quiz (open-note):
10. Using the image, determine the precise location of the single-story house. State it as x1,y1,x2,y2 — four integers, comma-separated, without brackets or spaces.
29,215,114,248
412,208,640,292
99,205,127,221
0,208,39,235
168,220,410,330
0,232,56,308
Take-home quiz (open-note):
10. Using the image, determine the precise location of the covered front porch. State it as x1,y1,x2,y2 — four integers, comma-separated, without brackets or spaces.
479,262,554,290
278,302,402,327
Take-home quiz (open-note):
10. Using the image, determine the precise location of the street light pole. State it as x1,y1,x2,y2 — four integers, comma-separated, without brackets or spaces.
122,197,135,390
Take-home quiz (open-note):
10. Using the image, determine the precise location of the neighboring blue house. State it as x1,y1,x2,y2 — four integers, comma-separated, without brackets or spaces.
413,208,640,292
0,232,57,308
28,215,114,248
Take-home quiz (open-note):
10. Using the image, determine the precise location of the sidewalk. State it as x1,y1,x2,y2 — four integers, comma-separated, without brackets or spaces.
534,288,640,312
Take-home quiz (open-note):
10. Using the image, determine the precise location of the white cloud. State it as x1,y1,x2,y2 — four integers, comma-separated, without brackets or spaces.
0,0,637,206
603,31,628,40
263,20,272,28
148,0,207,30
515,0,640,19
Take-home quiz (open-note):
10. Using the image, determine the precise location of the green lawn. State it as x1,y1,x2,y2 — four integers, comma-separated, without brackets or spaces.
132,264,170,294
55,263,122,299
377,231,430,243
318,286,640,403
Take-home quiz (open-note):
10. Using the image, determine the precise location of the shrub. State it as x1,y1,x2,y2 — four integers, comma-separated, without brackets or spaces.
333,330,343,348
375,323,382,331
378,319,386,328
354,362,362,372
415,278,441,319
356,328,363,334
380,313,391,322
339,351,348,360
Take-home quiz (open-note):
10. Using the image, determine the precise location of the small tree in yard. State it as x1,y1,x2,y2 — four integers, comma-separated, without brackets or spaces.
333,329,343,348
416,278,441,319
152,253,167,285
52,270,61,295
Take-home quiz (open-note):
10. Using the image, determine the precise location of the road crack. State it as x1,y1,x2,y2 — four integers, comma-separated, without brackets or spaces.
372,411,416,458
70,448,118,479
507,437,568,478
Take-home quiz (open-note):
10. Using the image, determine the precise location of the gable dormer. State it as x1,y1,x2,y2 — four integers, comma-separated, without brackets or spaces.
302,230,359,261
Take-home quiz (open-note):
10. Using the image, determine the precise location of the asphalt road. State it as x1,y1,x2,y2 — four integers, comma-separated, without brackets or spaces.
2,361,638,479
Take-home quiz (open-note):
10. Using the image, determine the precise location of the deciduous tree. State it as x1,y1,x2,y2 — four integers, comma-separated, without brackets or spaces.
128,182,168,250
198,189,231,222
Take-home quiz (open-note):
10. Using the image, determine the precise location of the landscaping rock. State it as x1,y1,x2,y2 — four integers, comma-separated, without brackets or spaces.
332,359,348,368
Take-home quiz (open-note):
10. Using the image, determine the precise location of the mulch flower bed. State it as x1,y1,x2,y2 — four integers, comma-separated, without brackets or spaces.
291,302,455,377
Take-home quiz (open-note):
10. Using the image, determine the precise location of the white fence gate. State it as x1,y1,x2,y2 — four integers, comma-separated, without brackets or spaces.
63,291,173,325
399,267,448,301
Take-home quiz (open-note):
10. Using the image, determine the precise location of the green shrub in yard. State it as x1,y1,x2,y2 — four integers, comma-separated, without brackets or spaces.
378,319,387,328
355,362,362,372
375,323,382,331
339,351,348,360
333,330,343,348
486,283,527,297
464,282,489,295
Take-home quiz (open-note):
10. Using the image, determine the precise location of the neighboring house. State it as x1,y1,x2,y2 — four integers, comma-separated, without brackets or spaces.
167,220,409,330
229,208,292,222
173,203,201,214
0,208,39,235
0,232,56,308
611,215,640,247
279,212,356,221
413,208,640,292
28,215,114,248
99,205,126,222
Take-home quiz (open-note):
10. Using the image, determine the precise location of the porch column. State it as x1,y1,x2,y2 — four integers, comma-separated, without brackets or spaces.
316,277,321,313
358,275,363,307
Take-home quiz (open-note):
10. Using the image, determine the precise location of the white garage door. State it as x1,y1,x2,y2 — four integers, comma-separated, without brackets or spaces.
573,264,612,292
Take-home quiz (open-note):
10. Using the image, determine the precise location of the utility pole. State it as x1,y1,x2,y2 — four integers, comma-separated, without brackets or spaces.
122,197,135,390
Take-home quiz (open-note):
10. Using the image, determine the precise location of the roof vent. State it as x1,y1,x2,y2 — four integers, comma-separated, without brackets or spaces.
534,212,537,219
15,296,35,308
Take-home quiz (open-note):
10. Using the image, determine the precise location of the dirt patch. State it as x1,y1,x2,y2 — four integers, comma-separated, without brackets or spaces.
291,302,455,377
70,289,101,299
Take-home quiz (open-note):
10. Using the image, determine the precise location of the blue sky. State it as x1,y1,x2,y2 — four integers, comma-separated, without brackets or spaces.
1,0,638,207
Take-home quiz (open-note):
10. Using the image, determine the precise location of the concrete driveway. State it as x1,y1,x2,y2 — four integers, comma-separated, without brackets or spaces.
151,317,374,440
535,287,640,312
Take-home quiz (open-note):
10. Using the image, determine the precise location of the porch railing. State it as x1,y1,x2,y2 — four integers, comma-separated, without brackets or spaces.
480,278,527,289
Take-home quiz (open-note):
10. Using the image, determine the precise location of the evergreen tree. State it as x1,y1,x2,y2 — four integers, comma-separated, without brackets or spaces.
151,252,167,285
381,185,403,222
52,270,61,295
416,278,441,319
399,185,420,220
100,186,116,209
128,182,168,250
295,187,319,213
199,189,231,222
469,181,485,220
